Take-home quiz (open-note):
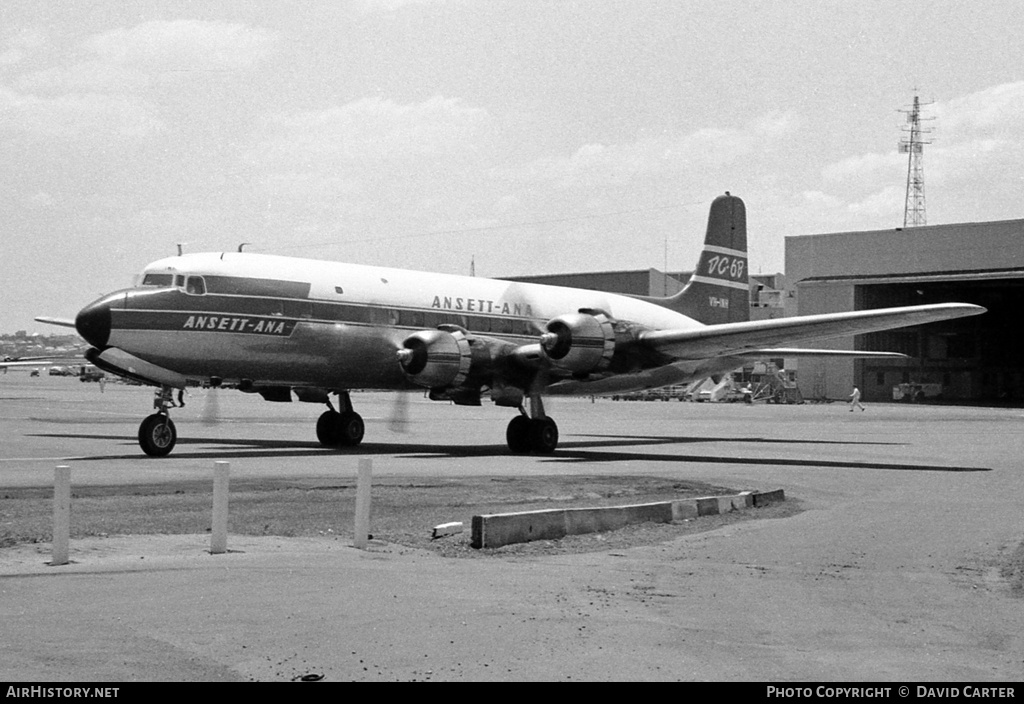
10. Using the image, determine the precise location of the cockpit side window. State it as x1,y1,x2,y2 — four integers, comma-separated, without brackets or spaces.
185,276,206,295
175,275,185,288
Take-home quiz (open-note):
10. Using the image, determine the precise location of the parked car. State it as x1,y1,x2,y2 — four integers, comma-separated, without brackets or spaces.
79,367,106,382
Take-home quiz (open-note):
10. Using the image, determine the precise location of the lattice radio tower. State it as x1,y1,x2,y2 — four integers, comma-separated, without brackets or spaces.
899,94,933,227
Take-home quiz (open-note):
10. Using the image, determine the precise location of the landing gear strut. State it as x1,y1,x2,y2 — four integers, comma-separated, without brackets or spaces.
139,386,178,457
316,391,365,448
506,394,558,454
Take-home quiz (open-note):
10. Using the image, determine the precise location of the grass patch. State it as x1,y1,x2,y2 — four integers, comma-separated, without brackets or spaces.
1,475,780,556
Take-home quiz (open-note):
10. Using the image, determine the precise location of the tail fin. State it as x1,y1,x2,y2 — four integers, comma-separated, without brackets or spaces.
647,193,749,325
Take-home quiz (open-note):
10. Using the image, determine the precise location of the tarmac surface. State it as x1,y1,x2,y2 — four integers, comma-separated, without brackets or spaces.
2,374,1023,681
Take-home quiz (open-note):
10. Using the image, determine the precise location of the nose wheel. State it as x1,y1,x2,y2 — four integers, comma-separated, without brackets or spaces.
138,386,180,457
139,413,177,457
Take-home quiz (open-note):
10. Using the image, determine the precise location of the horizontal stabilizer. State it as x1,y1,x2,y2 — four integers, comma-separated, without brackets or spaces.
639,303,985,360
34,316,77,328
1,358,79,368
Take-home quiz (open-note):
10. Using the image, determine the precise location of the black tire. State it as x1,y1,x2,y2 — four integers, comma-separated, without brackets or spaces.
138,414,176,457
317,410,365,447
506,415,532,454
316,410,341,447
529,417,559,454
337,411,365,447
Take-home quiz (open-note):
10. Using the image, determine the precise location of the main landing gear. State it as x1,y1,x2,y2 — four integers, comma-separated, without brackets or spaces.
139,386,178,457
506,394,558,454
316,391,365,448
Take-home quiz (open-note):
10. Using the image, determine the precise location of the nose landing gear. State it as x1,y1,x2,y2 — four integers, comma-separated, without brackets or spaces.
139,386,179,457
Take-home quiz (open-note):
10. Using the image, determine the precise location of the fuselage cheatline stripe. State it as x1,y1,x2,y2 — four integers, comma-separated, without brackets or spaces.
700,245,747,258
688,275,751,291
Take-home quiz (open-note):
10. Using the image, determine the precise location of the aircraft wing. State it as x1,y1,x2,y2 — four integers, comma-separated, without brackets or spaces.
732,348,909,359
638,302,985,360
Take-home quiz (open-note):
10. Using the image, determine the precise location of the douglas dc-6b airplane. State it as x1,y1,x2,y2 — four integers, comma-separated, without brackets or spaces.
30,193,984,456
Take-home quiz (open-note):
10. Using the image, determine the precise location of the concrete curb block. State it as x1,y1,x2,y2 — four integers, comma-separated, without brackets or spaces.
471,489,785,549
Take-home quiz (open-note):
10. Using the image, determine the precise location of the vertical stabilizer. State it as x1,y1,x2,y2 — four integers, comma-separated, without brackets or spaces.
645,193,749,325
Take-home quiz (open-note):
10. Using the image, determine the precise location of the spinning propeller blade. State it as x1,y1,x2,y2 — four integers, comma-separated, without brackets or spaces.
200,388,221,426
388,391,411,433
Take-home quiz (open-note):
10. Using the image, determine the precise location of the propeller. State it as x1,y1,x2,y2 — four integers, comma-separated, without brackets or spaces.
199,387,221,426
387,390,412,434
390,342,417,434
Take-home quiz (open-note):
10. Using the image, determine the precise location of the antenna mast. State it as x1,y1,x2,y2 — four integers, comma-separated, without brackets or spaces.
898,93,934,227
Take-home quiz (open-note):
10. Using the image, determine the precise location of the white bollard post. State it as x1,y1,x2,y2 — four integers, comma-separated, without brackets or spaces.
211,460,229,554
353,458,372,549
52,465,71,566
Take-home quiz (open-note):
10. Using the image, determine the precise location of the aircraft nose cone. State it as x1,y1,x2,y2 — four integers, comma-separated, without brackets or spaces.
76,298,112,349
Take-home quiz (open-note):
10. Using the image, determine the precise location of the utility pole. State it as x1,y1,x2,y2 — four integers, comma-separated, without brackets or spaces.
899,94,933,227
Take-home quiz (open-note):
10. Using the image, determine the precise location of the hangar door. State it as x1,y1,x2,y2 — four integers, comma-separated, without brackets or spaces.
856,274,1024,405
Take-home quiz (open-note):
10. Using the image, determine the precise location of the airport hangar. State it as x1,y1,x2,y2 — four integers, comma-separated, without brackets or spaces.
506,215,1024,406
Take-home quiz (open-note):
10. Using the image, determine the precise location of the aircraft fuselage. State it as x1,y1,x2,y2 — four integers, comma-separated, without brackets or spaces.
76,251,710,394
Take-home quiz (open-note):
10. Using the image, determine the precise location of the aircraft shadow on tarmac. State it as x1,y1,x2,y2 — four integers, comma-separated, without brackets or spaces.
27,431,991,472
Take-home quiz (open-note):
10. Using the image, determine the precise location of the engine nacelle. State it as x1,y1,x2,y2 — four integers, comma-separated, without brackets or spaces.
540,311,615,373
398,328,473,389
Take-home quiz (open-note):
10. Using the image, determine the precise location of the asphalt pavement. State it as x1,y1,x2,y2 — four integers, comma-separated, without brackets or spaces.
2,375,1022,681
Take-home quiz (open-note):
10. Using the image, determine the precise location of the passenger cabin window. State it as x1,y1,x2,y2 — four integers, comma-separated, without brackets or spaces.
185,276,206,295
141,273,174,287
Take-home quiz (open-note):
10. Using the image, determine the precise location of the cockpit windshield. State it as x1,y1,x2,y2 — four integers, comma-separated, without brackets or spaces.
140,273,175,287
138,271,207,294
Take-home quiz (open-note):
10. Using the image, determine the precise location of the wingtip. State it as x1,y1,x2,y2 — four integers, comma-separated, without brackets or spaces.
954,303,987,316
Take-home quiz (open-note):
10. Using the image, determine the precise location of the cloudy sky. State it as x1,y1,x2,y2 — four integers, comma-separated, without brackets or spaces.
3,0,1023,333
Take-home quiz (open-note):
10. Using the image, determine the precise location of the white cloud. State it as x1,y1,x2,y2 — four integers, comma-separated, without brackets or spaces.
24,191,55,209
0,21,278,144
0,49,22,67
245,95,494,218
821,151,901,183
83,20,280,73
0,86,164,140
500,112,801,190
750,111,801,138
846,185,904,219
354,0,447,15
254,95,491,166
0,28,47,67
824,82,1024,192
934,81,1024,140
801,190,844,209
15,60,150,94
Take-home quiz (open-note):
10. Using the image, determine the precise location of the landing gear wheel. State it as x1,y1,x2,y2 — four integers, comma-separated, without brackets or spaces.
139,413,177,457
316,410,341,447
506,415,532,454
316,410,365,448
337,410,365,447
530,417,559,454
506,416,559,454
